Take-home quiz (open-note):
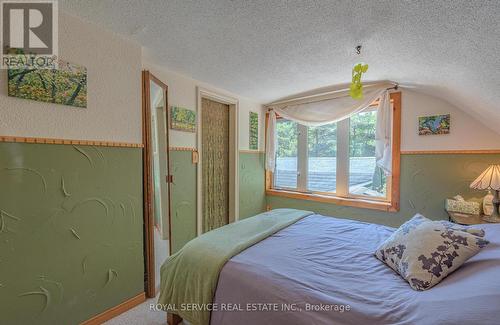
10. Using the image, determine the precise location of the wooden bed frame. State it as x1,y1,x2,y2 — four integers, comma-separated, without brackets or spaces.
167,313,183,325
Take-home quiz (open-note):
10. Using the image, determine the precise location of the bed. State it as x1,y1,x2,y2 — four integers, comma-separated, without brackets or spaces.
161,210,500,325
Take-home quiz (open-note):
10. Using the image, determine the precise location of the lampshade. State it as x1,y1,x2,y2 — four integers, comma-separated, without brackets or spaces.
470,165,500,190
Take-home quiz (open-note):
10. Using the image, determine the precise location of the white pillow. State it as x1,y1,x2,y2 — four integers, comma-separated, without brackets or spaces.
375,214,489,290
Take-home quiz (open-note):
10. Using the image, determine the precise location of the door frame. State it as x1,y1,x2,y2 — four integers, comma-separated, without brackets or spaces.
142,70,172,298
196,87,239,236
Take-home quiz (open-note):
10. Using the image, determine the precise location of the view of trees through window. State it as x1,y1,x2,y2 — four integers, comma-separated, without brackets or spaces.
274,109,387,198
349,110,386,197
275,119,298,189
307,124,337,192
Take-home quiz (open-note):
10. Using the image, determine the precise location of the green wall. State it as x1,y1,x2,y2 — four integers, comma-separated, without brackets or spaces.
169,150,197,254
0,142,144,325
169,151,266,253
268,154,500,227
239,152,266,219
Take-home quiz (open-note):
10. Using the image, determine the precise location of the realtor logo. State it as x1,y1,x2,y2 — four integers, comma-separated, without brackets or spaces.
1,0,58,69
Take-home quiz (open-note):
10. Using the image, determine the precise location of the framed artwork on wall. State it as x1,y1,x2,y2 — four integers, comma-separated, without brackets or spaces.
418,114,450,135
170,106,196,132
249,111,259,150
7,59,87,108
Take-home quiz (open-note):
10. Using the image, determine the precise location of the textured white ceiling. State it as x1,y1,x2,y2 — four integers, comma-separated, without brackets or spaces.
61,0,500,130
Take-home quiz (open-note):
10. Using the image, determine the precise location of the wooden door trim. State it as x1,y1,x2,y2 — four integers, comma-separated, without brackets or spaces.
142,70,172,298
196,87,239,236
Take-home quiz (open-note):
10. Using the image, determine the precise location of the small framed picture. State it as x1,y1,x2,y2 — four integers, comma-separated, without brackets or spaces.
418,114,450,135
170,106,196,133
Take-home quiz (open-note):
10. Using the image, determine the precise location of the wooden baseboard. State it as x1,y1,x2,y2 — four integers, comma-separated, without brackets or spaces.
81,292,146,325
167,313,183,325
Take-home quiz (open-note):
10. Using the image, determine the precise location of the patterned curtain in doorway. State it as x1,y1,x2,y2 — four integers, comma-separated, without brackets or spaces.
202,98,230,232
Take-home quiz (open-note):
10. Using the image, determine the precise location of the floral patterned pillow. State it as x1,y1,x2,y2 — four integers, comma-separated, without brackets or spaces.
375,215,489,291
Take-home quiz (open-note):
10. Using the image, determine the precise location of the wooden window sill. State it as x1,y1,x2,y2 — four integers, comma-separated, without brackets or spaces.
266,189,399,212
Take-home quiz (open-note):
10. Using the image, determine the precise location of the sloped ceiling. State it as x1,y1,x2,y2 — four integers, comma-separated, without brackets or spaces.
61,0,500,132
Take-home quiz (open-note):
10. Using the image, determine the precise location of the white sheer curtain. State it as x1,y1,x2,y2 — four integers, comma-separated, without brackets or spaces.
265,84,393,175
265,110,277,173
375,91,392,174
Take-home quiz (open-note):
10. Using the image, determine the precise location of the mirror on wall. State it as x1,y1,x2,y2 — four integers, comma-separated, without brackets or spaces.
142,71,172,297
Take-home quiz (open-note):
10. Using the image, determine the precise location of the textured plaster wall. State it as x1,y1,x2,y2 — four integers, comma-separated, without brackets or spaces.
239,153,266,219
0,11,142,143
0,143,144,324
0,11,145,324
169,150,197,254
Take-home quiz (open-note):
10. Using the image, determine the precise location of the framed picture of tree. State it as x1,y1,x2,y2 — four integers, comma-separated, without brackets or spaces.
249,111,259,150
7,59,87,108
170,106,196,132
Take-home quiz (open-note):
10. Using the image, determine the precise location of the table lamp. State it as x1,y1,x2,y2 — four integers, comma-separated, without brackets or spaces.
470,165,500,223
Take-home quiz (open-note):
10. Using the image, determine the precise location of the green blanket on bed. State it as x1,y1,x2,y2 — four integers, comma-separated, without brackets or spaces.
158,208,313,325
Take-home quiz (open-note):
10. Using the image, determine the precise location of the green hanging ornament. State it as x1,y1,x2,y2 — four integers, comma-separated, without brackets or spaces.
350,62,369,99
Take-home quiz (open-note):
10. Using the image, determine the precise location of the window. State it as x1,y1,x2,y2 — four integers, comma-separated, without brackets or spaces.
349,109,386,198
267,93,401,212
275,119,298,189
308,124,337,192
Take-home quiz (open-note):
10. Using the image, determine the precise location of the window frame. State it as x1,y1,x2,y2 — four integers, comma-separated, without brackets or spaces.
266,92,401,212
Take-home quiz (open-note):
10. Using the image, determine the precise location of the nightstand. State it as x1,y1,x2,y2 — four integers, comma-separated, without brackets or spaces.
446,211,489,225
